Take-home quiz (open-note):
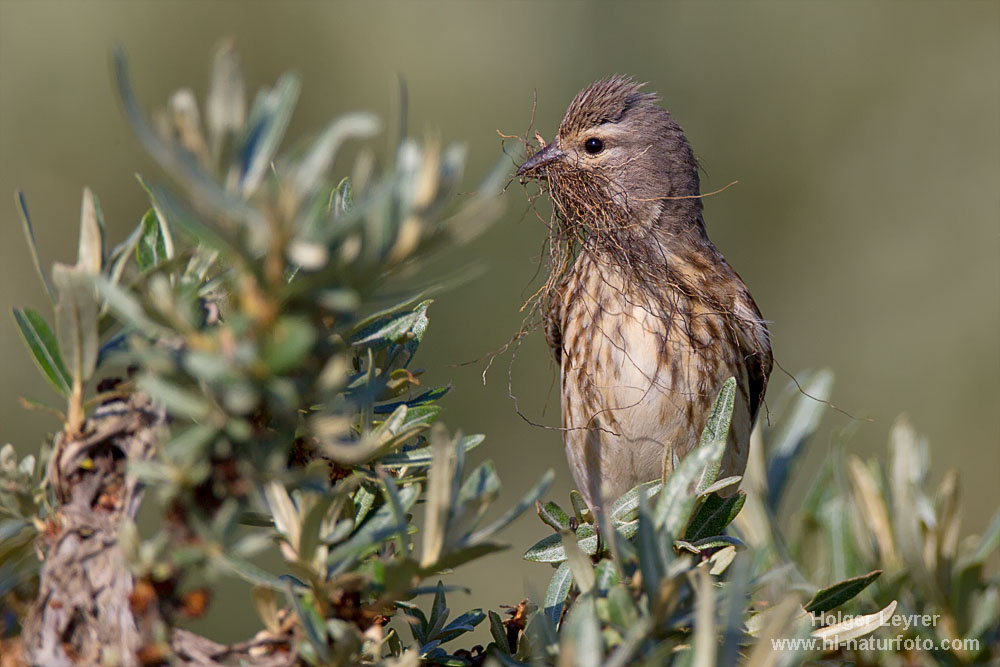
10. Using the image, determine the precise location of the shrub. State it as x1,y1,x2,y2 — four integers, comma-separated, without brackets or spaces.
1,45,996,667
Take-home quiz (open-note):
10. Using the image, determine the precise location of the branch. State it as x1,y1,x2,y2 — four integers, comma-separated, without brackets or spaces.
20,393,296,666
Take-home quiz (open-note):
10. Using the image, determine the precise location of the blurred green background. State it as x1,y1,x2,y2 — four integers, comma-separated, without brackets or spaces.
1,0,997,644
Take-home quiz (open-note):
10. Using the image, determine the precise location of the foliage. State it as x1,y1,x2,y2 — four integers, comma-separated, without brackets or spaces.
2,45,997,667
501,372,999,666
4,42,548,665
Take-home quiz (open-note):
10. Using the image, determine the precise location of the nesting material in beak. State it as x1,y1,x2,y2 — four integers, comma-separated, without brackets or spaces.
517,141,565,177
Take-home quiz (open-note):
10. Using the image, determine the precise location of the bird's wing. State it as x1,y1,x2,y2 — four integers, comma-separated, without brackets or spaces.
543,301,563,365
733,294,772,425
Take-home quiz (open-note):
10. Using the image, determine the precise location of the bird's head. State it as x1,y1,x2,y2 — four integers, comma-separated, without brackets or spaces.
517,76,703,239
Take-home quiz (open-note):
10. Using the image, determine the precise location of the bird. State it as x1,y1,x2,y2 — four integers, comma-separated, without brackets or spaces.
516,76,773,511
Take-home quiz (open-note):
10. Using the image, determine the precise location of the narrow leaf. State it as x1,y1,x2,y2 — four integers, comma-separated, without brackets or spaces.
51,263,99,383
241,71,301,195
695,377,737,494
685,492,746,542
488,610,510,654
136,209,166,271
654,437,725,538
805,570,882,614
811,599,896,646
421,425,454,568
543,562,572,628
15,191,55,302
537,501,571,532
609,480,661,524
77,188,104,275
12,308,71,395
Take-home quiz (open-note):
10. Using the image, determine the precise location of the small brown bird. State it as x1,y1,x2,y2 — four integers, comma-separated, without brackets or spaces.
517,76,772,510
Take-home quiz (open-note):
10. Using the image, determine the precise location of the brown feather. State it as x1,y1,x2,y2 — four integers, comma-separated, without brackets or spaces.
518,77,772,509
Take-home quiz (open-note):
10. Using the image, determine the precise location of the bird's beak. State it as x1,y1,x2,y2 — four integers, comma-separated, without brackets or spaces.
517,141,565,177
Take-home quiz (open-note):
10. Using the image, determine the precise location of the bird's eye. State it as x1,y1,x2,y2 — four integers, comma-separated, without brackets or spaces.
584,137,605,155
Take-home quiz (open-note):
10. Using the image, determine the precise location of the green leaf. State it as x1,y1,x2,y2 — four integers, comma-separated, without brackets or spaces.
380,433,482,468
675,535,746,554
523,522,598,563
105,224,143,297
636,492,667,599
543,561,572,628
537,501,571,532
695,377,736,494
428,581,450,639
698,475,742,497
330,176,353,216
348,291,431,336
12,308,72,396
396,405,443,434
240,71,301,196
379,470,412,555
654,436,726,539
352,300,432,349
15,191,55,302
238,512,274,528
570,490,592,524
136,208,167,271
397,601,429,643
488,609,511,654
133,176,175,262
353,485,376,526
685,492,746,542
147,182,250,263
609,480,661,524
328,484,418,567
804,570,882,614
523,532,566,563
605,584,638,630
374,385,451,414
436,609,485,643
594,559,620,593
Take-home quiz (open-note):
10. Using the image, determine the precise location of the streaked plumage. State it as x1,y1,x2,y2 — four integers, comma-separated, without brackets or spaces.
517,76,772,509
